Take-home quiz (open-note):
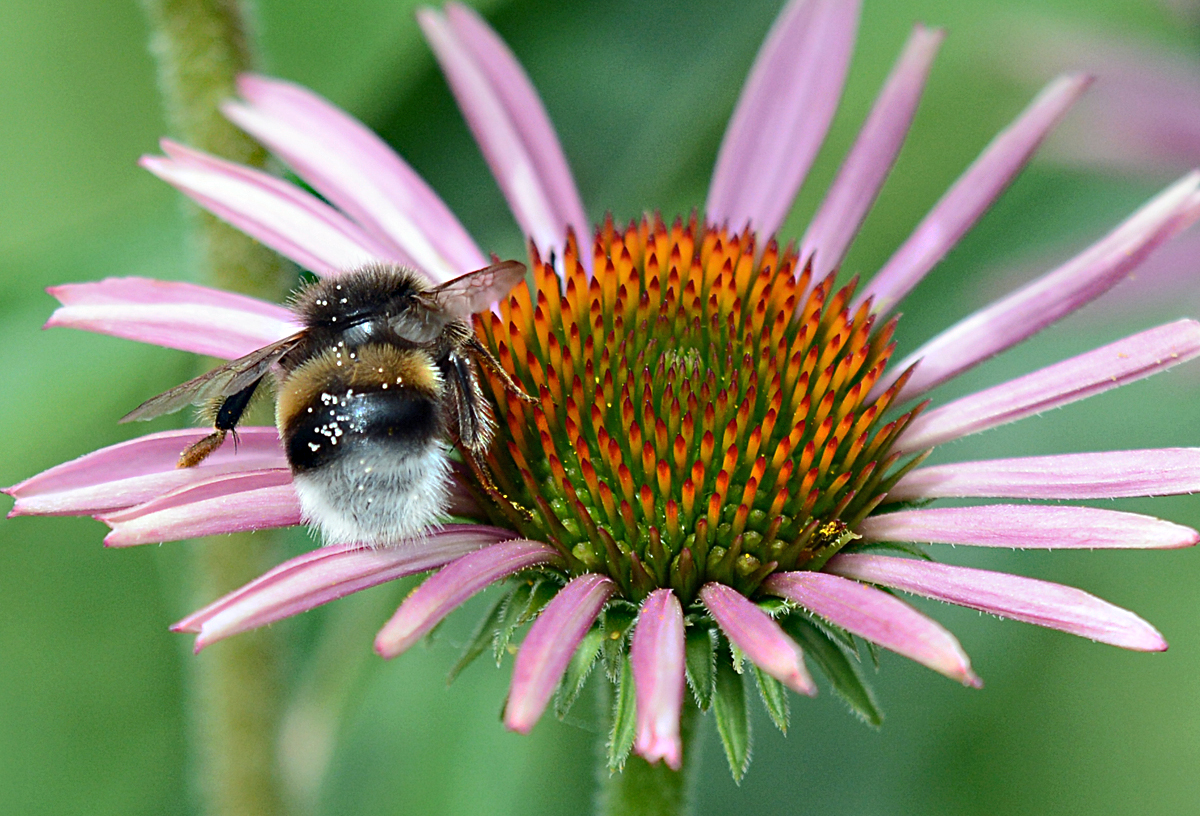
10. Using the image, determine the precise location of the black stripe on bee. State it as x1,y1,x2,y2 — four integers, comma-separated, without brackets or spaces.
284,388,443,471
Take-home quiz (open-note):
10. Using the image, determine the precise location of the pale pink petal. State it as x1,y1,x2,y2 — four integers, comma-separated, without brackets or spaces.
226,75,486,282
174,524,510,651
95,463,483,547
889,448,1200,502
504,573,615,734
1005,222,1200,321
630,589,685,770
46,277,299,358
857,74,1092,314
800,24,945,278
374,539,560,658
418,4,589,266
763,571,981,686
880,172,1200,401
699,582,816,696
857,505,1198,550
826,553,1166,651
5,427,285,516
143,141,400,276
897,319,1200,452
1010,24,1200,176
706,0,860,239
99,469,301,546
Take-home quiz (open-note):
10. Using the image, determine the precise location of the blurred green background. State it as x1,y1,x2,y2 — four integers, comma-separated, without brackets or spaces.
3,0,1200,814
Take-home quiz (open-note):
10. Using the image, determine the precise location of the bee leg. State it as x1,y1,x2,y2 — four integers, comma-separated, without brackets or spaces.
445,351,533,524
178,430,227,468
177,376,263,468
445,351,491,453
462,447,533,524
467,335,537,403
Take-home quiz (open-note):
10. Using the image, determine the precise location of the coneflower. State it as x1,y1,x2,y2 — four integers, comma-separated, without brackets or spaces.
8,0,1200,784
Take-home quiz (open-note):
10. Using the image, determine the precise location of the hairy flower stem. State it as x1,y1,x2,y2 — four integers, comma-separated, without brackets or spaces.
141,0,289,296
140,1,293,815
596,703,701,816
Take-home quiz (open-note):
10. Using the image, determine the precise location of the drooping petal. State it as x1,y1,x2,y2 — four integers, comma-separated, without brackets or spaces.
225,75,487,282
173,524,510,651
46,278,298,358
763,571,981,686
889,448,1200,502
896,319,1200,452
418,4,589,267
699,582,816,696
374,539,560,658
100,469,301,546
143,141,400,276
630,588,686,770
504,573,615,734
879,172,1200,401
857,74,1092,314
706,0,860,239
826,553,1166,651
800,24,944,278
5,427,286,516
857,504,1198,550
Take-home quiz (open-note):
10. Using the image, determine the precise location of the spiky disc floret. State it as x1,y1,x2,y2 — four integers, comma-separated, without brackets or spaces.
476,214,924,603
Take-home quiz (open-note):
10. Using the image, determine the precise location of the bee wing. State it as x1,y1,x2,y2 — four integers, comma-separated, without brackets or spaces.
120,332,306,423
431,260,528,320
391,261,527,344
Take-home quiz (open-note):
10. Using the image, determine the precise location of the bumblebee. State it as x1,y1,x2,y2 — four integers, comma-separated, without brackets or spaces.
123,261,531,546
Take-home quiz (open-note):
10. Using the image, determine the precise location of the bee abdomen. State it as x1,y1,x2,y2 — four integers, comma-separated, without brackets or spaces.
281,387,452,547
282,389,442,471
274,343,452,547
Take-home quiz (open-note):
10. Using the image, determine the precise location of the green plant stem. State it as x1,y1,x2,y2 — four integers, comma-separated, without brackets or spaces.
140,2,294,815
141,0,288,297
596,702,701,816
189,538,288,816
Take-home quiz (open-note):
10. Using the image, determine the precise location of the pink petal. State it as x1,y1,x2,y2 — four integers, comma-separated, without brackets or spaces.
143,141,400,277
46,277,299,358
763,571,981,686
897,319,1200,452
174,524,511,651
857,74,1092,314
800,24,945,278
504,573,615,734
99,469,301,546
699,582,816,696
706,0,860,239
826,553,1166,651
1010,24,1200,176
374,539,561,658
880,172,1200,401
1038,221,1200,320
418,4,589,267
226,75,486,283
857,505,1199,550
630,589,686,770
95,463,483,547
5,427,286,516
889,448,1200,502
